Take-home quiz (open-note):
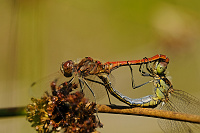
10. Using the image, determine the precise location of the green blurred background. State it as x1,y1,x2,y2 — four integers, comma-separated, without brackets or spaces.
1,0,200,132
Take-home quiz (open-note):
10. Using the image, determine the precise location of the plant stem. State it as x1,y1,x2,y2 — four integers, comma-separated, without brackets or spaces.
0,107,26,117
97,104,200,124
1,105,200,125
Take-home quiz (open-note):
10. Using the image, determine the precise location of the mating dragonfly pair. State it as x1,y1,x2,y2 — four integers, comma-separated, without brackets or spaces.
32,54,200,133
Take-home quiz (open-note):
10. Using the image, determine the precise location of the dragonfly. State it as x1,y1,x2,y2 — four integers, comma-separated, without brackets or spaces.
31,54,169,103
98,56,200,133
58,54,169,104
29,54,170,131
30,57,109,103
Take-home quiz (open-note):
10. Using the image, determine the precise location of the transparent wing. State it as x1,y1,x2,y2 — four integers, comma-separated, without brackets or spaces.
83,74,111,103
157,90,200,133
30,71,114,104
29,71,71,98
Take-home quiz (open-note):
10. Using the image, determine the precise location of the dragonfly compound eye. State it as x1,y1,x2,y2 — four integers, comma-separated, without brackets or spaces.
156,62,168,75
60,60,74,77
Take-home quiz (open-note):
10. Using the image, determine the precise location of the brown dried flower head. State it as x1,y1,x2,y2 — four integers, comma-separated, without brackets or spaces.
26,80,103,133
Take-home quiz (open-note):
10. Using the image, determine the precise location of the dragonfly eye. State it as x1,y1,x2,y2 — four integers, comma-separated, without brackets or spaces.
156,62,168,75
60,60,74,77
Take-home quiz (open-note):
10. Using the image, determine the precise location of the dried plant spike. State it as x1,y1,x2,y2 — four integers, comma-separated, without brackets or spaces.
26,81,103,133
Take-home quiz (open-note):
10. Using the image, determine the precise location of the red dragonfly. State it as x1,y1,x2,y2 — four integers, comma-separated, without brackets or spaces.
29,54,169,132
31,54,169,104
59,54,169,102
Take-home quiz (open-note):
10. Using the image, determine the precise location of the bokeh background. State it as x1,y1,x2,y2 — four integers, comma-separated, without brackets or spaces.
1,0,200,133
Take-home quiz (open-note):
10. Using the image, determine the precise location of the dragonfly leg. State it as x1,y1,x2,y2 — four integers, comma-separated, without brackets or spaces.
131,58,154,89
79,78,84,93
128,62,136,90
68,77,75,84
127,58,153,90
128,63,153,89
84,77,112,104
82,78,102,123
82,78,97,103
139,62,151,76
139,58,154,77
133,80,153,89
144,57,154,74
105,88,112,104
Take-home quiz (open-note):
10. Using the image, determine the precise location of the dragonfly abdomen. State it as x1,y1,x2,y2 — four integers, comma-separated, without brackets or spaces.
98,74,161,107
124,95,161,107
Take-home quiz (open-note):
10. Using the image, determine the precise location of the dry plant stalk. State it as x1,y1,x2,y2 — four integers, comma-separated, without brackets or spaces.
97,104,200,124
1,104,200,124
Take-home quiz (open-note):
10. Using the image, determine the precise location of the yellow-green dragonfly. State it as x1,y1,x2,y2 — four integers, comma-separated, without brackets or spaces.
98,57,200,133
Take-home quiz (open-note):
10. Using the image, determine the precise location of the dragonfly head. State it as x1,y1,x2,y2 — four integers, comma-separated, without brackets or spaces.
60,60,74,77
154,62,168,75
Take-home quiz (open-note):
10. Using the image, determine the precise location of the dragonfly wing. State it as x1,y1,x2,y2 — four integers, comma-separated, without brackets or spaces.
83,74,108,102
157,90,200,133
158,102,193,133
29,71,69,98
169,90,200,115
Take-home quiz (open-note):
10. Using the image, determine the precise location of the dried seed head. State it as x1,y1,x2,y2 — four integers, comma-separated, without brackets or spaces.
26,81,103,133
